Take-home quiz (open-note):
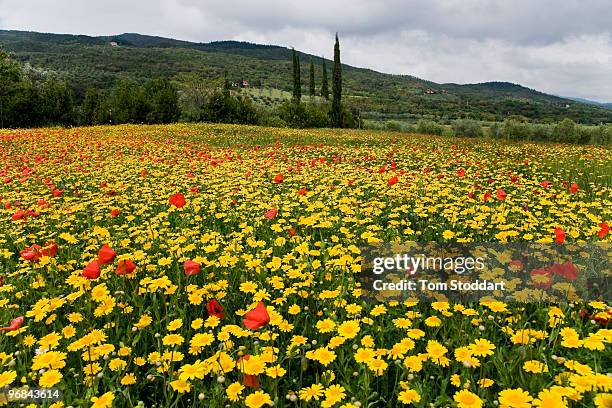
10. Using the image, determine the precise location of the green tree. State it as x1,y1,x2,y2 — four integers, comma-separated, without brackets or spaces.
292,48,301,102
39,78,76,126
144,77,180,124
309,59,315,97
0,51,24,128
320,59,329,99
330,34,343,127
112,79,150,124
81,87,101,125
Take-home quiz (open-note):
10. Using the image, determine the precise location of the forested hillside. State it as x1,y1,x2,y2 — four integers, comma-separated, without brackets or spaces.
2,30,611,124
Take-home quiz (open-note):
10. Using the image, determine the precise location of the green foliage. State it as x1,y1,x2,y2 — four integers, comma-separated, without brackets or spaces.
201,90,258,125
416,119,444,136
2,30,612,124
143,77,180,124
331,34,343,128
320,59,329,100
111,79,149,124
451,119,483,137
280,101,330,128
292,49,301,102
309,59,315,97
502,119,532,141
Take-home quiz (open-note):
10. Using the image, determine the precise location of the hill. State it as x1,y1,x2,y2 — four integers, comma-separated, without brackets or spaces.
1,29,611,124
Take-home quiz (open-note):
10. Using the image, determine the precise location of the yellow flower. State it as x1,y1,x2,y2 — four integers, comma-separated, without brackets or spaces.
245,391,272,408
398,389,421,404
162,334,184,346
121,373,137,385
523,360,548,374
167,319,183,331
0,370,17,388
337,320,360,339
299,384,325,402
265,365,287,378
39,369,63,388
226,382,244,402
498,388,533,408
170,379,191,393
454,390,482,408
90,391,114,408
469,339,495,357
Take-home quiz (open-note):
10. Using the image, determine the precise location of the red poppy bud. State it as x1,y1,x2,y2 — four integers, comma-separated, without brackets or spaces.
206,299,224,319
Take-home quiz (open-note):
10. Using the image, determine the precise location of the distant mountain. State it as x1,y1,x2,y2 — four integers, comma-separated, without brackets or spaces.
566,97,612,109
1,29,611,124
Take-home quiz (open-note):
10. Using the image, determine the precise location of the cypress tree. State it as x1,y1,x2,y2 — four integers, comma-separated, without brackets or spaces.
309,59,315,97
331,33,342,127
223,71,231,96
292,48,301,102
320,58,329,99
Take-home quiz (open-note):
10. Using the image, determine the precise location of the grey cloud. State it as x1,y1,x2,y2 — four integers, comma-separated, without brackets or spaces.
0,0,611,101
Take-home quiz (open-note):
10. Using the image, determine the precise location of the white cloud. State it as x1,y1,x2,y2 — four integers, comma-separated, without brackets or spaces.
1,0,611,101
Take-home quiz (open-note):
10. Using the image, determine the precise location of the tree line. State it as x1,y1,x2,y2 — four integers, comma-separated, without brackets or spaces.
0,35,360,129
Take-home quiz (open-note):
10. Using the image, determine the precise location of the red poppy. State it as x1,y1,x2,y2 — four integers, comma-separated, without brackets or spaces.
184,260,201,276
264,208,278,220
238,355,260,388
206,299,224,319
288,227,296,237
598,222,609,239
457,169,466,177
387,176,399,186
52,188,63,197
243,302,270,330
496,189,507,201
82,261,101,280
20,244,42,262
298,188,307,196
569,183,579,194
116,259,137,276
12,209,26,221
169,192,186,208
554,227,566,244
483,191,492,202
110,209,120,218
540,181,553,188
0,316,25,332
273,173,284,183
97,244,117,265
41,242,58,257
549,262,578,281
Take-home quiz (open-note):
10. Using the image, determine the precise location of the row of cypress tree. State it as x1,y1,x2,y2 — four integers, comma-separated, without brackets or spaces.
291,34,344,127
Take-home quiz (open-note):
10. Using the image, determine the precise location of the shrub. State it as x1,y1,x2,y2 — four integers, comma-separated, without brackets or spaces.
416,119,444,135
502,119,531,141
452,119,483,138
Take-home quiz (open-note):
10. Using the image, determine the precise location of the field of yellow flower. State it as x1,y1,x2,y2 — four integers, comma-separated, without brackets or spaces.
0,123,610,408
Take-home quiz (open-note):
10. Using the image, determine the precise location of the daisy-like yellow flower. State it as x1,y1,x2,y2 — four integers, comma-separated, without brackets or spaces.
454,390,483,408
90,391,114,408
245,391,272,408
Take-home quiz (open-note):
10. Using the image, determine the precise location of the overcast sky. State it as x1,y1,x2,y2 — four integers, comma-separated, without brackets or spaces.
1,0,611,101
